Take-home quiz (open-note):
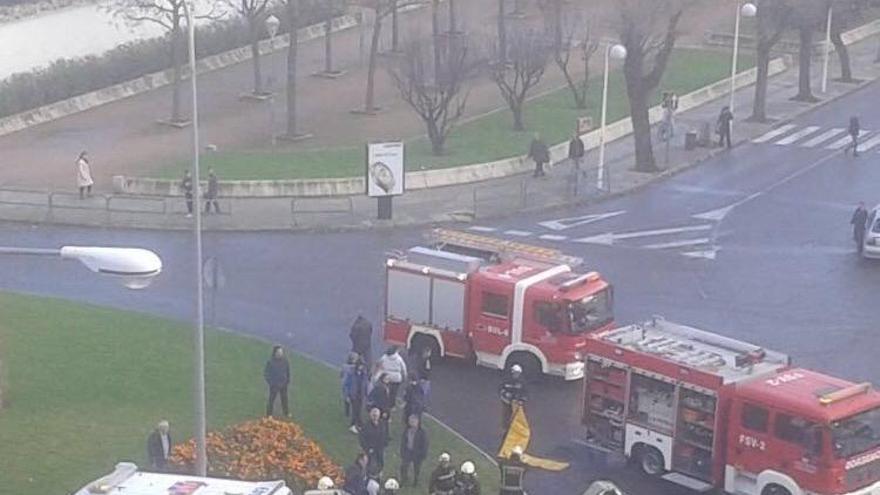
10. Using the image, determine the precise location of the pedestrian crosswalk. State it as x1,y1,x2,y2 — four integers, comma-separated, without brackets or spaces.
752,124,880,151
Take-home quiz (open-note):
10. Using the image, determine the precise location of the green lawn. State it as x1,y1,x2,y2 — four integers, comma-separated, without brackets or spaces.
156,48,754,181
0,292,498,494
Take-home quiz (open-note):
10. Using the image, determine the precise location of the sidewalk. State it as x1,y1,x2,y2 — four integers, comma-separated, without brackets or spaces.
1,37,879,231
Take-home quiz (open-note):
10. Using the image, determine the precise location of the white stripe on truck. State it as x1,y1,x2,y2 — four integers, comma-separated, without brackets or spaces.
511,265,571,345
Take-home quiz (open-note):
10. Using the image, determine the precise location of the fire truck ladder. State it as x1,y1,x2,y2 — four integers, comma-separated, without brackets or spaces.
632,333,727,369
427,228,584,267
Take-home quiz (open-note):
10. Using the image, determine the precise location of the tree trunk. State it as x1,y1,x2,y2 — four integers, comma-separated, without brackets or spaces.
751,45,771,122
624,56,657,172
428,121,444,155
286,0,300,136
365,12,383,112
391,0,399,52
432,0,441,81
577,48,589,109
511,104,524,130
324,15,334,73
170,23,183,123
552,0,562,54
497,0,507,64
251,22,264,94
830,29,853,82
448,0,457,33
794,26,816,101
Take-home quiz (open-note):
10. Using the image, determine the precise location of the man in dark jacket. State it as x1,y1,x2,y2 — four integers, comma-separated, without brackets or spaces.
264,345,291,417
428,453,456,495
347,358,370,433
343,452,370,495
204,168,220,213
846,116,861,157
181,170,193,217
499,365,528,432
415,345,433,406
360,407,389,471
717,106,734,149
568,131,586,195
399,414,429,486
852,202,869,252
350,315,373,363
403,377,426,421
528,133,550,177
146,420,172,472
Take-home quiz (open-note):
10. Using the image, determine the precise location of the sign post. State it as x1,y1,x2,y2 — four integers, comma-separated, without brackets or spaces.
366,141,405,220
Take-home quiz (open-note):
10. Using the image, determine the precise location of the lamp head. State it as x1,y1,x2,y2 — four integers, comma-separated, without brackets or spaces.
609,44,627,60
265,14,280,38
60,246,162,289
741,3,757,18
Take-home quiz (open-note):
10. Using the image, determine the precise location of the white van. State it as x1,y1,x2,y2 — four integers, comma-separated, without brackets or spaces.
73,462,293,495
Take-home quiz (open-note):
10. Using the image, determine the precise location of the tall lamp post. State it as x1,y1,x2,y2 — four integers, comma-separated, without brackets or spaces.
265,14,281,146
180,0,208,477
597,43,627,192
821,4,833,93
729,2,757,113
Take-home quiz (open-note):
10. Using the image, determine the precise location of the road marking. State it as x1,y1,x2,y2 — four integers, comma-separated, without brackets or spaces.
775,125,821,145
504,230,533,237
752,124,796,143
691,191,762,222
539,234,568,241
825,131,872,150
800,127,845,147
574,224,713,246
537,210,626,231
859,133,880,152
643,238,712,250
468,226,497,232
681,248,719,260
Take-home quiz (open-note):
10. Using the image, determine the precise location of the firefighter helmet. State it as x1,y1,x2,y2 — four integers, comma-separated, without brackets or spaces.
461,461,476,474
439,452,451,462
512,446,524,456
511,364,523,374
384,478,400,490
317,476,334,490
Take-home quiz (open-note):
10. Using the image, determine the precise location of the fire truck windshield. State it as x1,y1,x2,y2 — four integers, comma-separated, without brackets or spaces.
832,407,880,459
568,288,613,333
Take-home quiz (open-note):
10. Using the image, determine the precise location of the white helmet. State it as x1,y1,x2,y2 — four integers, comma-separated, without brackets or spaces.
512,445,524,456
460,461,476,474
510,364,522,374
384,478,400,490
439,452,451,462
317,476,334,490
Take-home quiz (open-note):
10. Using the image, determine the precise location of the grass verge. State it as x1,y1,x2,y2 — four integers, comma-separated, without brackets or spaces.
0,292,498,494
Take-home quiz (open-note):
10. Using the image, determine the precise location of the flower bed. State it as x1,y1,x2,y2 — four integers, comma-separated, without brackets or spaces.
170,417,343,489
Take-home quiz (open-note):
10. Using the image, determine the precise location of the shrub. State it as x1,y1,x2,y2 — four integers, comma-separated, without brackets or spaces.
169,417,344,490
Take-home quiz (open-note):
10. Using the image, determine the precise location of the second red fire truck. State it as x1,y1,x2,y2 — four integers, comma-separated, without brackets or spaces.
383,229,614,380
582,317,880,495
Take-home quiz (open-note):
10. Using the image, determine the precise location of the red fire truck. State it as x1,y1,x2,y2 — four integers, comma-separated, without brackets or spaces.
383,229,613,380
582,317,880,495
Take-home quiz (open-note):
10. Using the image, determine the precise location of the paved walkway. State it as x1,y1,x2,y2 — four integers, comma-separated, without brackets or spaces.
1,38,879,231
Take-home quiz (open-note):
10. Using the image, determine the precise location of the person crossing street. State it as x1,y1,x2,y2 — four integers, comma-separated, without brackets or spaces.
499,365,528,432
428,452,456,495
846,116,861,157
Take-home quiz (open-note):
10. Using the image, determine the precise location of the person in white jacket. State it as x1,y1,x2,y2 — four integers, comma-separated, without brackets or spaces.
375,346,407,407
76,151,94,199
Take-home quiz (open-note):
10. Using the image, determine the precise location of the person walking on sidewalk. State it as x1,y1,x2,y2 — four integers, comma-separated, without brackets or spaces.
528,133,549,178
716,106,734,149
181,170,194,218
846,116,861,157
76,151,94,199
851,202,869,253
568,131,585,193
264,345,291,417
204,168,220,213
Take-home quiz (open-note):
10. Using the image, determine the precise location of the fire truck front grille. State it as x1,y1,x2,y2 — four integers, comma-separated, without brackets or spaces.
847,457,880,490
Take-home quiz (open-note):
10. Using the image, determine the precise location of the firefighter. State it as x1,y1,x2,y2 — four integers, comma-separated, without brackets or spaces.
498,446,528,495
429,452,457,495
454,461,481,495
499,364,528,431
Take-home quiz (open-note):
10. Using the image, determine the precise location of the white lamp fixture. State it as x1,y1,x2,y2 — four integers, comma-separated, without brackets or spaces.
0,246,162,290
741,2,757,18
265,14,280,39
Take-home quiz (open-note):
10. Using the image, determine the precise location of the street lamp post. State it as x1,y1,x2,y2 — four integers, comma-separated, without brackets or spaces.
180,0,208,478
821,4,833,93
0,246,162,288
265,14,281,146
597,43,626,192
729,2,757,113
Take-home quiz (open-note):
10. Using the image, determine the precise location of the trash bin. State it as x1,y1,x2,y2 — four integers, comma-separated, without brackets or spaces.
685,131,698,150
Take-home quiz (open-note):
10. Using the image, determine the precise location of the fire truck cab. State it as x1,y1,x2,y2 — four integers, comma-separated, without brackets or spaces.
383,229,613,380
582,317,880,495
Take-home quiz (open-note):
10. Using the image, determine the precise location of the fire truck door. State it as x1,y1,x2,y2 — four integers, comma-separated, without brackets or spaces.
471,289,512,358
729,401,775,476
770,413,825,491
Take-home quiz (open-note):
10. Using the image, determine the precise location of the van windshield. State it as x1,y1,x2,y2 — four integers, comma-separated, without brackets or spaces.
832,407,880,459
568,288,613,333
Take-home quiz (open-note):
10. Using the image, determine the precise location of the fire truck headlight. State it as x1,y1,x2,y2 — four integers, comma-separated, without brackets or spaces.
574,352,583,361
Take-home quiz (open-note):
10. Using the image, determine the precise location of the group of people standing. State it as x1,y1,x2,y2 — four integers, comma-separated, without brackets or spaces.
526,132,586,181
180,168,221,217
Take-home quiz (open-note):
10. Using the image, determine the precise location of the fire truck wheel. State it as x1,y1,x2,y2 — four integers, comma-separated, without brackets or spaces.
635,445,665,476
761,485,792,495
410,334,440,362
505,352,541,382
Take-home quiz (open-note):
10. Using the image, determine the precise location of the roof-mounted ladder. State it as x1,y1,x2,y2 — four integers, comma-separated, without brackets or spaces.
427,228,583,267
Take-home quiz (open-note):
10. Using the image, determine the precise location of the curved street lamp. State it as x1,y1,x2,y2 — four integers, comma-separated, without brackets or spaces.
730,2,758,113
0,246,162,289
597,43,627,192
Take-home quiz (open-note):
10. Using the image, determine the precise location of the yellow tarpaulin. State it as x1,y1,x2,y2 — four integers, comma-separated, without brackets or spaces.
498,404,570,472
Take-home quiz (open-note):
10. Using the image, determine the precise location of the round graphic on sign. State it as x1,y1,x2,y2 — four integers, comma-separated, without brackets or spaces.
370,161,396,193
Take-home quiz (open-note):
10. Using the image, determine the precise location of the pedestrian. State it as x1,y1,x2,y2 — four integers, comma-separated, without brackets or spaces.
383,478,400,495
428,452,457,495
343,452,369,495
499,364,528,432
366,466,382,495
454,461,481,495
375,346,407,407
568,131,585,170
368,373,393,417
350,315,373,364
415,345,433,407
204,168,220,214
146,420,172,472
528,133,550,178
347,356,370,434
851,202,869,253
399,414,429,487
360,407,389,471
76,151,94,199
402,376,426,421
716,106,734,149
264,345,291,417
342,352,358,417
498,447,528,495
846,116,861,157
181,170,194,218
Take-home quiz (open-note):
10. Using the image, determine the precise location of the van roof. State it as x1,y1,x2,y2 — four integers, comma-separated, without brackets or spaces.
75,463,289,495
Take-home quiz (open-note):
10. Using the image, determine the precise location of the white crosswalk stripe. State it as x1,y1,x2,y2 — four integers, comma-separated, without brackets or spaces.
775,126,821,145
752,124,797,143
800,128,846,147
751,124,880,150
826,133,861,150
859,134,880,152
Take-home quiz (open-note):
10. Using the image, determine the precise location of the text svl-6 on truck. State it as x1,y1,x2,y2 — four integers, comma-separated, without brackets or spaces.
582,317,880,495
383,229,613,380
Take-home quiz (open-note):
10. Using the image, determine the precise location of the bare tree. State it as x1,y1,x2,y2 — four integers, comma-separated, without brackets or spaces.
227,0,273,96
284,0,302,137
491,29,551,130
390,37,476,155
355,0,417,114
829,0,868,83
751,0,791,121
616,0,684,173
316,0,347,75
539,0,598,109
791,0,826,102
109,0,219,124
497,0,508,64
